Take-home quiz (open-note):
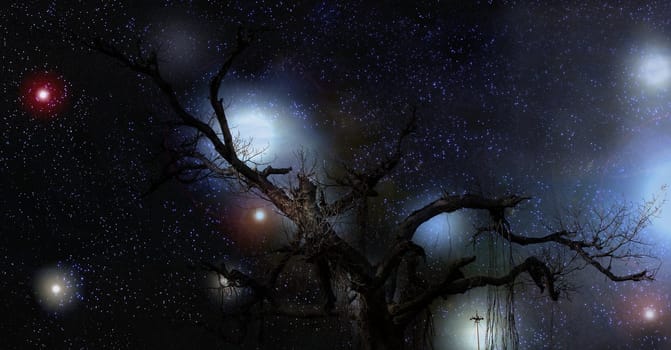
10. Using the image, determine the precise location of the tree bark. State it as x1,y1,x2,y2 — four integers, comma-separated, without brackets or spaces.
357,293,403,350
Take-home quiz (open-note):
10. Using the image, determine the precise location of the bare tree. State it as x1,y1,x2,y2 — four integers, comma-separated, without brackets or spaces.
80,29,660,350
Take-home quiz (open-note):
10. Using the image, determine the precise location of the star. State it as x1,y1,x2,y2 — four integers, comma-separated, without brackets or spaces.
20,71,68,118
51,284,61,295
34,266,81,312
253,208,266,222
644,307,656,321
36,88,50,102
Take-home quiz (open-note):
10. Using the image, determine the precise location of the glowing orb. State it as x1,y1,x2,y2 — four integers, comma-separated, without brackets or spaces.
253,209,266,222
34,266,81,312
36,88,50,102
644,307,656,321
639,54,671,88
20,71,68,119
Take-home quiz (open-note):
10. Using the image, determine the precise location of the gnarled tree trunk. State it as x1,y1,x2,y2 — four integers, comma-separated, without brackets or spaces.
357,292,404,350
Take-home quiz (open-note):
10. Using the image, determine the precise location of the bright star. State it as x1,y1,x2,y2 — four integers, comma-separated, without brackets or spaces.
254,209,266,222
20,71,68,118
36,88,50,102
644,307,656,321
34,266,80,312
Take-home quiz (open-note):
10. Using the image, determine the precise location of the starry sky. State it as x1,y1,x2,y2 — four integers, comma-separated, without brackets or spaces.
2,1,671,349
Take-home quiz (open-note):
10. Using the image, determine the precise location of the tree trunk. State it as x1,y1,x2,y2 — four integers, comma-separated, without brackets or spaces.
356,293,404,350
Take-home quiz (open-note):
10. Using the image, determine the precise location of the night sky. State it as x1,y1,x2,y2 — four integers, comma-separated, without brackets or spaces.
2,1,671,349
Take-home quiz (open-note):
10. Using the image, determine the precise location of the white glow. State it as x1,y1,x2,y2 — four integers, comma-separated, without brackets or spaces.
412,211,467,261
644,307,656,321
190,91,322,197
253,208,266,222
51,284,61,294
34,267,79,312
196,106,284,167
219,275,229,287
206,268,250,308
637,159,671,236
639,54,671,87
433,301,488,350
229,110,275,158
36,88,50,101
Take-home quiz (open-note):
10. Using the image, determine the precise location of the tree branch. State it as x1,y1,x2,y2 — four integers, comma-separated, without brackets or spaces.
87,33,300,217
202,262,268,296
260,165,293,177
372,241,425,290
481,217,655,282
389,256,476,323
444,256,559,299
209,27,254,156
391,256,558,324
322,108,418,216
398,193,529,240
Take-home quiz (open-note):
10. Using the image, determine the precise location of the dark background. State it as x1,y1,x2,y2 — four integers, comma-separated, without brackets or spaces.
2,1,671,348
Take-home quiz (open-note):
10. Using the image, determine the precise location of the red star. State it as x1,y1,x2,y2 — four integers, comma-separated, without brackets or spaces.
35,87,51,102
20,71,68,119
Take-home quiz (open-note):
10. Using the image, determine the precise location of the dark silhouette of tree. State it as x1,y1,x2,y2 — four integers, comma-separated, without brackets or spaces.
81,29,659,350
